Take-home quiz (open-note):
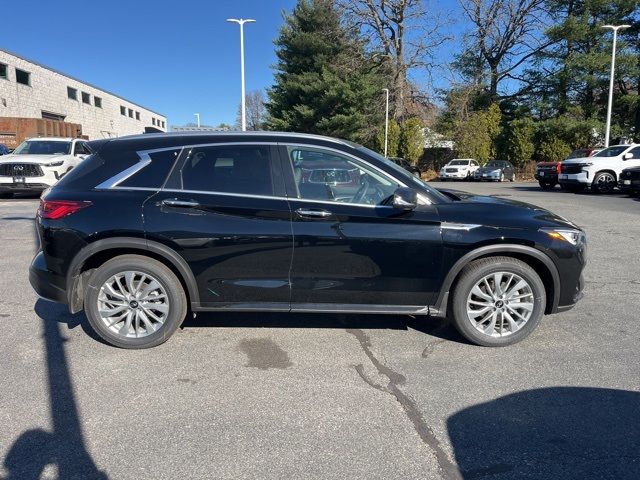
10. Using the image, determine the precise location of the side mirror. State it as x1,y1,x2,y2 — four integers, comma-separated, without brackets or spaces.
392,187,417,211
623,153,633,160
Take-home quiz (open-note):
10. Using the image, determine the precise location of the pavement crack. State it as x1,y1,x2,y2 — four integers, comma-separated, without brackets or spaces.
347,328,461,480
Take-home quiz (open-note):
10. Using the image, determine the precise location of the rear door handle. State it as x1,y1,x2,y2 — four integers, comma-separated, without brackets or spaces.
162,199,200,208
295,208,332,218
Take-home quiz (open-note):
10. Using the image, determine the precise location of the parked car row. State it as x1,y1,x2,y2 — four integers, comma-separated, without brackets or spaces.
0,137,90,198
438,158,516,182
535,144,640,195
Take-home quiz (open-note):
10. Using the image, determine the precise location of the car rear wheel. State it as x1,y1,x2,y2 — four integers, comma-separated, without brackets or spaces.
450,256,546,347
84,255,187,349
510,173,516,182
591,171,616,194
498,172,505,182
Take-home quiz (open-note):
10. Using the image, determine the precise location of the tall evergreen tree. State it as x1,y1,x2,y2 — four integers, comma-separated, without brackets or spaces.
266,0,385,144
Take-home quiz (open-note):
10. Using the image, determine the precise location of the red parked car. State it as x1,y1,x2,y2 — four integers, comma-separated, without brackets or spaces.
535,148,599,190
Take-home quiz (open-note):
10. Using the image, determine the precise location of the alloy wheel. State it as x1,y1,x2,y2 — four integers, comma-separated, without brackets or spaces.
97,271,170,338
595,173,615,193
466,272,534,338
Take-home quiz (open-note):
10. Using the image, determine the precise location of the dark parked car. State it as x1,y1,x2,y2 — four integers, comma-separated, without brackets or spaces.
0,144,10,155
473,160,516,182
389,156,421,177
535,162,561,189
30,132,586,349
619,167,640,197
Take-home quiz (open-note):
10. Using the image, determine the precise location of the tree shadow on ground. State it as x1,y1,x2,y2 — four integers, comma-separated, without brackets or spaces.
1,300,107,479
448,387,640,480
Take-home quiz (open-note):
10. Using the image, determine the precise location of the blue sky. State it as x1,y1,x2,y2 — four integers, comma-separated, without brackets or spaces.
3,0,464,127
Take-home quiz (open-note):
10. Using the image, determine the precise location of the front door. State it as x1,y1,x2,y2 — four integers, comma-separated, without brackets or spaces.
143,143,293,309
280,144,443,309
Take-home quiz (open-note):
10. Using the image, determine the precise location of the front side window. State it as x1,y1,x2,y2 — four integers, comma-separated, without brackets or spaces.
73,142,89,155
593,146,629,158
171,145,275,196
626,147,640,158
14,140,71,155
286,146,399,205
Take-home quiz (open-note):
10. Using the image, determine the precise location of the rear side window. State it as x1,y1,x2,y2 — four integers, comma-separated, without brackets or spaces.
168,145,276,196
119,149,181,188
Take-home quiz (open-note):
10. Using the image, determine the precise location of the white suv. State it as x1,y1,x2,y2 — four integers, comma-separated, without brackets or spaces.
559,144,640,194
0,137,90,198
439,159,480,180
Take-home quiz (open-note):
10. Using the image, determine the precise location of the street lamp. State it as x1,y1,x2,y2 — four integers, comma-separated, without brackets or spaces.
602,24,631,147
382,88,390,157
194,113,200,128
227,18,256,132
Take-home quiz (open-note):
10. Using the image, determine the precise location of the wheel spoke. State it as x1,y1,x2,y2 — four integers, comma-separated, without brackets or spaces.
99,305,128,318
468,306,492,318
505,279,528,299
139,280,161,300
472,284,492,301
138,309,156,333
124,272,136,296
511,302,534,312
482,311,498,335
503,310,520,332
103,283,126,300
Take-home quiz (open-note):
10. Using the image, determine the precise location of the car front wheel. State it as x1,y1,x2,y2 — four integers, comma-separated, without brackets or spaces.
591,171,616,194
84,255,188,349
450,256,546,347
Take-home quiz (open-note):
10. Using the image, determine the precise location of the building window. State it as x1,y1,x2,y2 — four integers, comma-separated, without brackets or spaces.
0,63,7,80
152,118,156,126
15,68,31,86
135,111,140,120
67,87,77,100
120,106,126,115
41,111,66,122
81,92,91,104
128,108,133,118
162,121,165,128
94,96,102,108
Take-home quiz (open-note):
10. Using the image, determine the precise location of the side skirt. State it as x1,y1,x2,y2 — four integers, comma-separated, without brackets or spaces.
192,302,436,316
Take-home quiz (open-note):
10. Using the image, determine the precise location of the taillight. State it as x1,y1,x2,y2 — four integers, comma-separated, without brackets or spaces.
557,163,562,174
38,200,92,220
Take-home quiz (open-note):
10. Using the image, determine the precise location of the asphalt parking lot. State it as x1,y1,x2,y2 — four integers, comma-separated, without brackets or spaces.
0,182,639,480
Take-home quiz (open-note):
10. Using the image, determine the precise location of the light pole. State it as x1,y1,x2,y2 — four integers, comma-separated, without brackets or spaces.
194,113,200,128
227,18,256,132
383,88,390,157
602,24,631,147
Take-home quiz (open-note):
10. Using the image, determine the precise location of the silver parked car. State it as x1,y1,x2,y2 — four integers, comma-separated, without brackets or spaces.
474,160,516,182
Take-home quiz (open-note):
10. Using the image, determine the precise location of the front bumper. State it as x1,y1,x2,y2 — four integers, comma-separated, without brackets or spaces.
556,273,585,313
29,251,67,304
439,171,470,180
474,171,501,181
558,172,590,185
618,178,640,192
0,182,49,194
535,172,559,182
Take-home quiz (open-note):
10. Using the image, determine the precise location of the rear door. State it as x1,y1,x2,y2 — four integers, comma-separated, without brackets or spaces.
280,143,443,310
143,142,293,309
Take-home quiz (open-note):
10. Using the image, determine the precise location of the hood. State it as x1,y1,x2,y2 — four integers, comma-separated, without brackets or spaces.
476,165,502,173
561,156,591,165
436,188,578,230
0,153,67,165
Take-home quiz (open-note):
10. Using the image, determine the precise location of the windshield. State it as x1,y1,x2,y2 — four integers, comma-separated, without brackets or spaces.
14,140,71,155
357,146,450,203
485,162,501,168
593,146,629,158
449,160,469,166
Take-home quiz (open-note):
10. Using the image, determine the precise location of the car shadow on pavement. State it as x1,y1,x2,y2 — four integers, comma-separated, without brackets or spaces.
183,311,469,344
447,387,640,480
1,300,108,479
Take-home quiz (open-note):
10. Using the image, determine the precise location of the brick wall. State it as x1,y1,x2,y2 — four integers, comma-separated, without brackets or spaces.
0,49,167,141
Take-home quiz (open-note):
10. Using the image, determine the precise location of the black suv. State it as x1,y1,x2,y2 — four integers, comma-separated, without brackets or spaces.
30,132,586,349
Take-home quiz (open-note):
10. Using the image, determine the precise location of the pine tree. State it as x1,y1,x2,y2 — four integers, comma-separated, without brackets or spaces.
266,0,385,144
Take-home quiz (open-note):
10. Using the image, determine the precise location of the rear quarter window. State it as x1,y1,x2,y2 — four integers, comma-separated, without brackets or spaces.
119,149,181,188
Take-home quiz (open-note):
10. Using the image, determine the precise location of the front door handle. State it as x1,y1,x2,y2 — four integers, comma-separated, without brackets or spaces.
162,199,200,208
295,208,332,219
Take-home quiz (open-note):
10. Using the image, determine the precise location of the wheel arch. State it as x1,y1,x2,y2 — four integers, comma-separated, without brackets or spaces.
66,237,199,313
432,244,560,318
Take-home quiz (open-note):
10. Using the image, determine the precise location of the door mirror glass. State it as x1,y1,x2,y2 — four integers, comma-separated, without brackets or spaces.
392,187,417,210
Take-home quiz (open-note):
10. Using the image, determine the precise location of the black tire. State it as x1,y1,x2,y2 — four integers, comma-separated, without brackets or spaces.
538,181,556,190
510,173,516,182
499,172,505,182
413,170,421,177
84,254,187,349
450,256,546,347
591,171,616,194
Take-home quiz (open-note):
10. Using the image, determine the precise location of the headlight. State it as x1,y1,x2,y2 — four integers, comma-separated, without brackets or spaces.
44,160,64,167
540,228,583,245
579,163,593,168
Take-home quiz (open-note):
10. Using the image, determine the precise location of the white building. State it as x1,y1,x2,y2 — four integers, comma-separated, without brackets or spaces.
0,49,167,140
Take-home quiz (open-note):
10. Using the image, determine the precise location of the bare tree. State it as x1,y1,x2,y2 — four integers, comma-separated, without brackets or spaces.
340,0,448,120
459,0,552,100
236,90,267,131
